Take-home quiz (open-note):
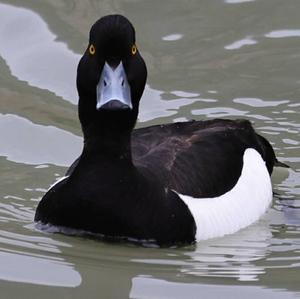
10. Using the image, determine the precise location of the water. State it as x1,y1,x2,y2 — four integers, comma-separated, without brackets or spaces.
0,1,299,298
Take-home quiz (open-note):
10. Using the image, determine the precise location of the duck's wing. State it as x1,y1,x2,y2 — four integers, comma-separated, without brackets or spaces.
132,119,276,198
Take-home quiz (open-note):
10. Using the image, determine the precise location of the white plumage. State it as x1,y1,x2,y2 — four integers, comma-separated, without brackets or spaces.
177,148,272,241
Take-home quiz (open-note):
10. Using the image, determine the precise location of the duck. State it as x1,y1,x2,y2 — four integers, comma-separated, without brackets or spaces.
35,14,284,246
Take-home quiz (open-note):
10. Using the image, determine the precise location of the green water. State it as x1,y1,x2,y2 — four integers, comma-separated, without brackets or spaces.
0,1,299,298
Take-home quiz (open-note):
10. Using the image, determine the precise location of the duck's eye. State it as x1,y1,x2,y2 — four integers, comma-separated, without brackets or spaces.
89,44,96,55
131,44,137,55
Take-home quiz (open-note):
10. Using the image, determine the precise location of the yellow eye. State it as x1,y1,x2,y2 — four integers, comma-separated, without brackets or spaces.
131,44,137,55
89,44,96,55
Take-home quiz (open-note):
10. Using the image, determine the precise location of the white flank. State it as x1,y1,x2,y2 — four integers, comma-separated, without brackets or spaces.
177,148,272,241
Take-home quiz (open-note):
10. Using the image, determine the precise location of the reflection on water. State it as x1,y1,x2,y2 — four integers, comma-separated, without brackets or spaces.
225,0,255,3
0,3,80,103
0,0,299,298
192,106,248,118
0,113,81,166
162,34,183,41
0,250,81,287
130,277,297,299
233,98,290,108
225,37,258,50
132,217,273,281
265,30,300,39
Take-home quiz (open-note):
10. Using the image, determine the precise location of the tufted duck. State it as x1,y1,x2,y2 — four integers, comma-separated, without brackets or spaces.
35,15,284,245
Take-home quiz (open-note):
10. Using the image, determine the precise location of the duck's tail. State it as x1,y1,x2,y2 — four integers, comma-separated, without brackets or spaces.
256,134,289,174
274,159,289,168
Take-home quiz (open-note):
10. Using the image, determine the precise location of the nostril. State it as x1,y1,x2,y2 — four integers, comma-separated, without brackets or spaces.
121,79,125,87
103,80,107,87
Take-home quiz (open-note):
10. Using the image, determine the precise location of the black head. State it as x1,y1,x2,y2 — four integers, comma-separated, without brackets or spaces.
77,15,147,138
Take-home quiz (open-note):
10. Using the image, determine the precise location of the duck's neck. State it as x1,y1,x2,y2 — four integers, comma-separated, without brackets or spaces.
83,126,133,163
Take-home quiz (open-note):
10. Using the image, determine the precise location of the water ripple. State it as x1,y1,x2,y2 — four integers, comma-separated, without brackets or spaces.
225,0,255,3
191,107,248,118
225,37,257,50
233,98,290,108
162,34,183,41
0,113,82,166
0,3,80,103
0,250,81,287
265,30,300,39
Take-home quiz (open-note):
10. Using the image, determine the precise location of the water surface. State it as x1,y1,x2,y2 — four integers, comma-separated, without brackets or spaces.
0,1,299,298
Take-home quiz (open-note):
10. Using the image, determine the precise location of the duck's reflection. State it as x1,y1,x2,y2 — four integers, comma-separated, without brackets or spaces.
130,214,273,282
182,218,272,281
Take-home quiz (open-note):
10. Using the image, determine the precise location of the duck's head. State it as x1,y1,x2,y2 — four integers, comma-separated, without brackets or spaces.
77,15,147,136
